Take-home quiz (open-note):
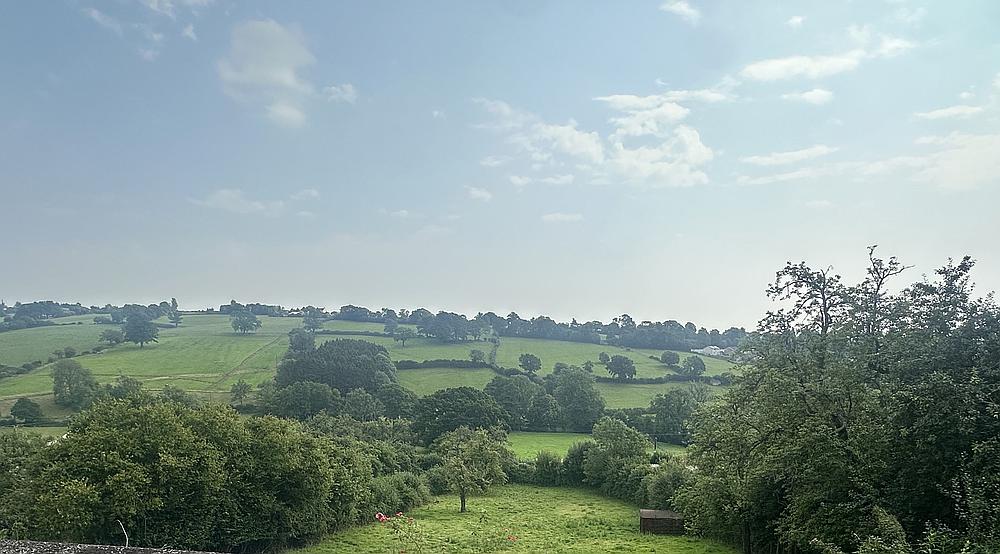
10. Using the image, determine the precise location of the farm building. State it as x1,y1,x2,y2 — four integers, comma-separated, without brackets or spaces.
638,509,685,535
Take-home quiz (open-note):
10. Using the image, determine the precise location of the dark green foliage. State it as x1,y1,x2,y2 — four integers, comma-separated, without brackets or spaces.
435,426,512,512
677,355,706,377
363,472,430,516
582,417,650,499
469,348,486,363
484,375,543,430
374,383,418,419
159,385,200,408
534,451,562,486
266,381,341,420
424,466,452,495
276,338,396,394
287,328,316,358
123,316,159,348
103,375,145,400
659,351,680,366
51,359,99,409
10,397,43,423
546,368,605,432
518,353,542,373
229,379,252,405
344,388,384,421
413,387,509,444
643,458,693,511
230,310,262,334
98,328,123,345
561,441,594,485
606,354,637,380
526,393,562,431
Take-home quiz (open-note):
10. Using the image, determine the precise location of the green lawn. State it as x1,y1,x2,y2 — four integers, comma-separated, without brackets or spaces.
297,484,735,554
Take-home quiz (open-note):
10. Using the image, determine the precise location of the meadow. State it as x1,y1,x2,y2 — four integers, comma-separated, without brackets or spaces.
296,484,735,554
508,431,686,460
0,315,734,410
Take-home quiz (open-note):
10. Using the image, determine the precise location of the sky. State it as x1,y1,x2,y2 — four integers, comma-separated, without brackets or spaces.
1,1,999,330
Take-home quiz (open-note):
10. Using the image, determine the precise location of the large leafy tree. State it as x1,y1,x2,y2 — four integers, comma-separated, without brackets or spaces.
230,310,262,335
435,426,511,512
605,354,636,380
123,316,159,348
276,339,396,394
51,359,99,409
546,368,605,432
518,353,542,374
11,397,43,423
412,387,508,444
484,375,543,430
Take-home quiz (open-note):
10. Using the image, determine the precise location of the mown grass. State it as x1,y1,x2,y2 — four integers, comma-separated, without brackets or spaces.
0,316,734,409
297,484,735,554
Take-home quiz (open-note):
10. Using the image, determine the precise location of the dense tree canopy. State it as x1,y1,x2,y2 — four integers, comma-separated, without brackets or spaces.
412,387,509,444
51,359,99,409
276,338,396,394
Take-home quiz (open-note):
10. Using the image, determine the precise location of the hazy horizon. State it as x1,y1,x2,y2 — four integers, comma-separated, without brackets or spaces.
3,1,998,331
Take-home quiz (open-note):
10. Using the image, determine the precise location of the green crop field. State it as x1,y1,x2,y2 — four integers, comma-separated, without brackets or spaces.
298,484,734,554
0,315,734,409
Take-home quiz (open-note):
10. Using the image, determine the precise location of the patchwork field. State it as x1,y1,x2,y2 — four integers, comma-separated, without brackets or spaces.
0,315,734,410
297,484,735,554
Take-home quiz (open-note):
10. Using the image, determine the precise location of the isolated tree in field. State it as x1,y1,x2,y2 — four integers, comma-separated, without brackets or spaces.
598,352,610,365
11,397,43,423
435,426,511,512
606,354,637,380
393,327,416,346
678,355,706,378
124,317,159,348
303,314,322,332
99,328,124,345
230,310,262,335
383,320,399,335
469,349,486,363
660,351,680,366
518,353,542,374
413,386,509,444
51,359,99,409
168,297,182,327
230,379,252,406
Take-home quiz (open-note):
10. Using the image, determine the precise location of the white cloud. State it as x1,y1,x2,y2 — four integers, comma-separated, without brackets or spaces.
786,16,805,29
290,188,320,200
875,36,916,58
540,174,575,185
914,105,984,120
139,0,177,19
266,102,306,128
606,101,689,138
82,8,122,35
603,125,713,187
659,1,700,25
781,88,834,105
191,189,285,216
389,209,410,218
530,121,605,163
480,155,510,167
218,20,316,125
466,186,493,201
742,52,863,81
509,175,532,187
431,109,446,119
182,24,197,41
324,83,358,103
959,91,975,101
740,145,838,166
541,212,584,223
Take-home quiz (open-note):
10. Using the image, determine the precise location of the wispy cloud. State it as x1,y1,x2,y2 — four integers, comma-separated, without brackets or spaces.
480,155,510,167
191,189,285,216
541,212,584,223
290,188,320,200
781,88,834,105
914,105,984,120
465,186,493,201
82,8,123,35
324,83,358,104
182,24,197,41
740,145,838,166
659,1,700,25
786,15,805,29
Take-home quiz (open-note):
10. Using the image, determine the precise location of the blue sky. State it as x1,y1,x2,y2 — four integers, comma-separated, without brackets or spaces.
1,0,998,329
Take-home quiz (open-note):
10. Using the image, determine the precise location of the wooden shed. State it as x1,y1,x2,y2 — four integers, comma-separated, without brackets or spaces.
639,509,685,535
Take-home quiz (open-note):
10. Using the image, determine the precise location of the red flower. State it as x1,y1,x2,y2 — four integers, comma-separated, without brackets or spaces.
396,512,404,517
375,512,389,522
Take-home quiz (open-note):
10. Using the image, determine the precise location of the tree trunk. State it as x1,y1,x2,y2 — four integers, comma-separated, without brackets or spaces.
460,491,467,513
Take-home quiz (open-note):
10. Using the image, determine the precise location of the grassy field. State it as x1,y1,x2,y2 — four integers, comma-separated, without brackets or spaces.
0,425,67,436
297,484,735,553
508,431,686,460
0,315,734,409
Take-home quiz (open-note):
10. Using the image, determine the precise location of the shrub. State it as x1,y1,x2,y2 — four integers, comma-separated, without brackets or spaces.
534,451,562,486
364,472,430,517
424,466,452,495
644,459,693,510
562,441,594,485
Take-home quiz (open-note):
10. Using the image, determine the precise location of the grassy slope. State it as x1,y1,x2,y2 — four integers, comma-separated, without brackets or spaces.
508,431,686,460
0,316,734,409
298,484,735,554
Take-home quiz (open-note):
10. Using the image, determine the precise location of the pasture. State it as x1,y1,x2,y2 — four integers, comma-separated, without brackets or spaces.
508,431,686,460
0,315,734,410
297,484,735,553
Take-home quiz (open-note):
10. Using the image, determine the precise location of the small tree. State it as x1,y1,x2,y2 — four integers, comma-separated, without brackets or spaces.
598,352,610,365
168,297,182,327
436,426,510,512
659,351,680,366
231,310,262,335
678,356,706,378
303,315,322,333
51,359,99,409
100,328,124,345
230,379,252,406
470,349,486,363
124,317,159,348
383,320,399,335
394,327,416,347
518,353,542,374
11,397,43,423
606,355,637,380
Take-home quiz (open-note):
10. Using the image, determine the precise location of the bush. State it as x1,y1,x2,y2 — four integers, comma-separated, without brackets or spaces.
504,460,535,484
424,466,452,495
562,441,594,485
363,472,430,517
534,451,562,486
644,459,693,510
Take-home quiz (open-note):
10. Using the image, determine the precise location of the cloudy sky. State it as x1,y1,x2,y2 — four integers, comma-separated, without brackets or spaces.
2,1,999,329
